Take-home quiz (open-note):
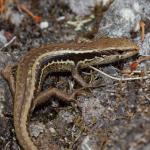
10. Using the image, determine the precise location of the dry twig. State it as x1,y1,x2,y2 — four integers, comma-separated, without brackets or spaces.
89,66,150,81
0,36,16,51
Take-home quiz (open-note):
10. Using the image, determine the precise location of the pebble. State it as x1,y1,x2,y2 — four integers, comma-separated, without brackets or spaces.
39,21,49,29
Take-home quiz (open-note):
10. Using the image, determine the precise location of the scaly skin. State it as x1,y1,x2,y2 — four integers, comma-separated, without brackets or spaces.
3,38,139,149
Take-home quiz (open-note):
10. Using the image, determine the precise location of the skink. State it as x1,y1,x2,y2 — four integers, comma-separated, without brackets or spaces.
2,38,139,150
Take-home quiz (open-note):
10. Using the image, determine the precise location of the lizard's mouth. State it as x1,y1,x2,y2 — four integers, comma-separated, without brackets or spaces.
98,48,139,61
97,48,139,58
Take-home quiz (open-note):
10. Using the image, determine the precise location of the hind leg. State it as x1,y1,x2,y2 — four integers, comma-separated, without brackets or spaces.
1,64,17,97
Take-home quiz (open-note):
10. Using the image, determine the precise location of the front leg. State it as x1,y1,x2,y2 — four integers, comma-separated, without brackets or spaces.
72,66,101,88
72,67,89,87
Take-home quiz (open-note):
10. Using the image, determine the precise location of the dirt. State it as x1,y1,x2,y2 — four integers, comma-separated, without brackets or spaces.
0,0,149,150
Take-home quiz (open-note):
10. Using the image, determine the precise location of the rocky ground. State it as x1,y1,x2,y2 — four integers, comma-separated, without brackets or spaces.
0,0,150,150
